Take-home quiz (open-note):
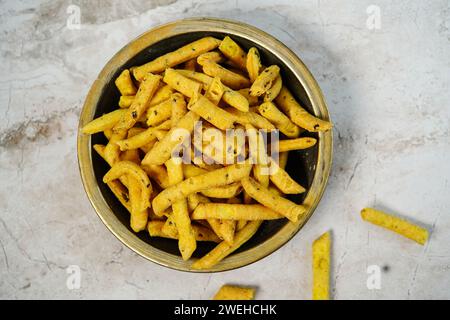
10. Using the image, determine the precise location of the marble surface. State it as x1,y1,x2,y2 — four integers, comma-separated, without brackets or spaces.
0,0,449,300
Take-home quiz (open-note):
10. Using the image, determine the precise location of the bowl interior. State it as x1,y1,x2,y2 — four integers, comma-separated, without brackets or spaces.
91,31,318,259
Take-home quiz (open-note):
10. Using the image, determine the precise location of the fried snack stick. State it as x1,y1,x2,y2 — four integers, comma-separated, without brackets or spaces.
277,137,317,152
171,93,187,126
165,158,196,260
148,221,220,243
361,208,429,245
201,183,242,198
127,176,148,232
152,163,252,215
192,203,283,220
241,177,306,223
197,51,225,65
103,161,152,212
104,129,127,166
279,151,289,170
142,111,200,165
258,101,300,138
182,165,243,199
183,58,198,71
250,65,280,96
313,231,331,300
113,73,161,131
237,88,259,106
141,164,170,189
93,144,130,188
115,69,137,96
191,220,262,270
148,85,174,107
97,144,146,231
275,86,332,132
132,37,222,80
218,36,247,71
176,69,249,112
213,285,255,300
81,109,128,134
146,99,172,127
118,95,135,108
264,75,282,102
186,193,235,244
268,158,305,194
118,121,169,152
188,95,236,130
205,77,225,105
224,107,275,130
163,68,202,98
199,59,250,90
106,180,132,212
246,47,263,83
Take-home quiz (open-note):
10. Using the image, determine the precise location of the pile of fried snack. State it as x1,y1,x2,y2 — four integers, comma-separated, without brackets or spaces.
82,35,331,269
82,36,428,298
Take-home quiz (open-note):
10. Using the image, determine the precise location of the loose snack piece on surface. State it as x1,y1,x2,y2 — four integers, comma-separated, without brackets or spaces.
250,65,280,96
258,101,300,138
152,163,252,215
114,73,161,131
133,37,222,80
192,220,262,270
213,285,255,300
241,177,306,223
192,203,283,220
275,86,332,132
361,208,429,245
115,69,137,96
166,158,196,260
246,47,263,83
142,111,200,165
313,231,331,300
218,36,247,71
82,109,128,134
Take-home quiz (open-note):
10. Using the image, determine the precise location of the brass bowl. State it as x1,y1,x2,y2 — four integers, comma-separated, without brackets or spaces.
77,18,332,272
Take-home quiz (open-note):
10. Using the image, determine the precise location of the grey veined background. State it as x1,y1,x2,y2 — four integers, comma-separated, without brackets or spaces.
0,0,449,299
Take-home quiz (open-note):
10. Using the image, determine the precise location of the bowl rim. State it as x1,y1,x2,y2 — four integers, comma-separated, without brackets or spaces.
77,17,333,273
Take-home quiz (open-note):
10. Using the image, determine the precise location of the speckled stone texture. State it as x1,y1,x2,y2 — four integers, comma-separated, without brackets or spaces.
0,0,449,299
